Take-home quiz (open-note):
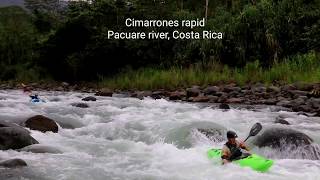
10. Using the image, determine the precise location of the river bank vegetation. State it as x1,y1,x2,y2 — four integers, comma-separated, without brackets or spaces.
0,0,319,89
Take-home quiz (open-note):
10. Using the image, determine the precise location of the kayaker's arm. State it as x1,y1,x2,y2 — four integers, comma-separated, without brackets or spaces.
221,146,231,164
239,141,250,151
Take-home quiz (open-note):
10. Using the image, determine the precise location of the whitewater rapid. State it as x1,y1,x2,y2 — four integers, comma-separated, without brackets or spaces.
0,90,319,180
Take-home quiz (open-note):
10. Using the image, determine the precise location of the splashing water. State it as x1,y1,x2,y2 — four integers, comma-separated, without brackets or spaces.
0,90,319,180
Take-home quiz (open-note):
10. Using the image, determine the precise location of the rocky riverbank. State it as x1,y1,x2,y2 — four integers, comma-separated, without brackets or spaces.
1,81,320,116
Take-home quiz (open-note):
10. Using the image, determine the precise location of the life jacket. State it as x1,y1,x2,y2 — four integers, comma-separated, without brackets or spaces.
225,141,242,161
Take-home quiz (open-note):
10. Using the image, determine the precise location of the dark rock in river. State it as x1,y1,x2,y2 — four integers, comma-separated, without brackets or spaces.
293,82,314,91
82,96,97,101
151,91,166,99
0,127,38,150
207,95,219,103
252,86,267,93
223,85,240,93
19,144,63,154
186,87,200,97
137,91,152,99
71,103,89,108
95,88,113,97
130,91,152,100
253,127,313,148
192,96,210,102
281,84,297,91
0,159,27,168
274,117,290,125
226,98,243,104
25,115,59,133
169,91,186,100
292,105,313,112
276,100,292,108
219,103,230,109
263,99,278,105
203,86,220,95
289,90,309,97
306,98,320,109
267,86,280,93
0,120,30,134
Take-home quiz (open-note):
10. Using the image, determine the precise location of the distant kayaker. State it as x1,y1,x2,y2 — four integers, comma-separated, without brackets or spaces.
221,131,250,164
21,83,32,95
21,83,42,102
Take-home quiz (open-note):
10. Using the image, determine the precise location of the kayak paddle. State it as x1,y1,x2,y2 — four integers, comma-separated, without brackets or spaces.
243,122,262,142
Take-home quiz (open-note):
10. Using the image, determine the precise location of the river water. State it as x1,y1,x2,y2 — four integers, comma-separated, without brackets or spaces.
0,90,319,180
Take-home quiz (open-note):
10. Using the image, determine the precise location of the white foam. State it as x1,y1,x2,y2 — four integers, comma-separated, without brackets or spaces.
0,90,319,179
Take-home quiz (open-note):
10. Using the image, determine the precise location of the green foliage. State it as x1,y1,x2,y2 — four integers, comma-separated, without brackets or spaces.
101,52,320,90
0,6,36,64
0,0,319,84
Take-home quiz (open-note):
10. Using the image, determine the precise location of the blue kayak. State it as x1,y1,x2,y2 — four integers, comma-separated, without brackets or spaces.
30,99,45,103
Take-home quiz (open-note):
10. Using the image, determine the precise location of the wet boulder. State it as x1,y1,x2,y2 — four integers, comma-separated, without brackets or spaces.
19,144,63,154
169,91,186,100
0,159,27,168
136,91,152,99
274,117,290,125
186,87,200,97
82,96,97,101
192,96,210,102
267,86,281,93
226,98,243,104
0,121,30,134
49,97,61,102
276,100,292,108
25,115,59,133
95,88,113,97
219,103,230,109
71,103,89,108
203,86,220,95
0,127,38,150
253,127,313,148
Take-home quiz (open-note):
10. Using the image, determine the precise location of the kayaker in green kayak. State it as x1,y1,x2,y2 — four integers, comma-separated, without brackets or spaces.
221,131,250,164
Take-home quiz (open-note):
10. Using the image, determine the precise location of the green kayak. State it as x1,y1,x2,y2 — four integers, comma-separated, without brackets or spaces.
207,148,273,172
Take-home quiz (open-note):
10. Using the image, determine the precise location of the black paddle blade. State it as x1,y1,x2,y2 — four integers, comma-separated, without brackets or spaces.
249,122,262,136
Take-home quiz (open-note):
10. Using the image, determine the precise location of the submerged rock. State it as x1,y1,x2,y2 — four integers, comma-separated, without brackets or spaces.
19,144,63,154
25,115,58,133
165,121,226,149
0,127,38,150
71,103,89,108
197,128,225,142
274,117,290,125
0,159,27,168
